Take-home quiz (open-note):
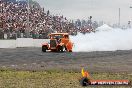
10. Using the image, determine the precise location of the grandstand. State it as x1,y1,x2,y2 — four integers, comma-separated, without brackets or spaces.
0,0,98,39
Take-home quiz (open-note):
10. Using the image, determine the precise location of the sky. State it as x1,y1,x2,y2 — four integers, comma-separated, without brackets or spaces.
35,0,132,25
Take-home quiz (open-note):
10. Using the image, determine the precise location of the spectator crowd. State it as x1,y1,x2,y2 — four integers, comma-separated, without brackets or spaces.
0,0,99,39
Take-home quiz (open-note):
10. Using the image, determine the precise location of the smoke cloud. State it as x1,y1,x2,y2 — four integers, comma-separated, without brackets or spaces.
71,24,132,52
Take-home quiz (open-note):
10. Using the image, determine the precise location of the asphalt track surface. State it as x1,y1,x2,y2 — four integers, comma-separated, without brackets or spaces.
0,48,132,72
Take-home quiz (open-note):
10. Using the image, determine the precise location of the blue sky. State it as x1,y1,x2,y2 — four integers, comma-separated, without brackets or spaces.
35,0,132,25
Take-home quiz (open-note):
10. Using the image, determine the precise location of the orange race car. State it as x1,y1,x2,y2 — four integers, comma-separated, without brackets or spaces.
42,33,73,52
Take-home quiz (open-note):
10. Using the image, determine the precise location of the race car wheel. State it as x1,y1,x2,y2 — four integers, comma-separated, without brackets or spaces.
59,46,65,52
42,46,46,52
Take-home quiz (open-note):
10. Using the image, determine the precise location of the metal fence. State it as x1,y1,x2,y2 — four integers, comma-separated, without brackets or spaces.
0,30,49,39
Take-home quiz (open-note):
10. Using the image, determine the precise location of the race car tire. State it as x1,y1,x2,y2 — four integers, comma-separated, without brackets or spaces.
42,46,46,52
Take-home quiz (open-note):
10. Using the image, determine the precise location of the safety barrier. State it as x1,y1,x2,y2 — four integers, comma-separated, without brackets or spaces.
0,40,16,48
0,38,49,48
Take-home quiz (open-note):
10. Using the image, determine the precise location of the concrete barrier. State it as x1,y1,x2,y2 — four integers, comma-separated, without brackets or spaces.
0,40,16,48
0,38,50,48
33,39,49,47
16,38,34,47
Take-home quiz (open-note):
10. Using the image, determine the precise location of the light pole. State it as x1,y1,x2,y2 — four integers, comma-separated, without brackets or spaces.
118,8,121,27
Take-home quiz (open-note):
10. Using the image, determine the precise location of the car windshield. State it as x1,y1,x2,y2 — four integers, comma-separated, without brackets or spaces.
51,34,63,39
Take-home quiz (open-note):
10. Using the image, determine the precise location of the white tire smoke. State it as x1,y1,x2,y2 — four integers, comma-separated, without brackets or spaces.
71,24,132,52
